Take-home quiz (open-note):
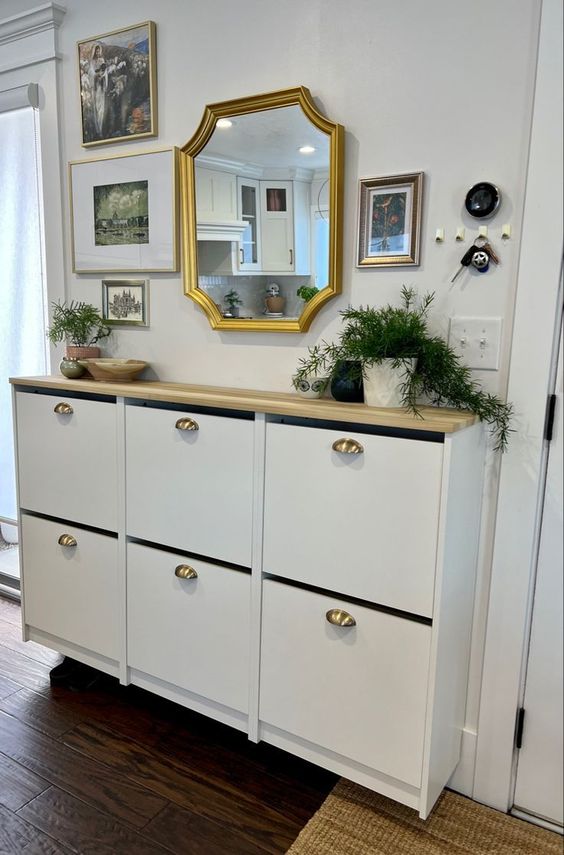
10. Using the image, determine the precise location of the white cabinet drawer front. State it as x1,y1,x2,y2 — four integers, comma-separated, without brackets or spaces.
126,406,254,566
259,580,431,787
127,542,250,713
263,422,443,617
16,392,118,531
21,515,119,659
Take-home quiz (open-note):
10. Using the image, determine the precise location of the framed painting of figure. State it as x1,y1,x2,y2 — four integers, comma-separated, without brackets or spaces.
77,21,157,147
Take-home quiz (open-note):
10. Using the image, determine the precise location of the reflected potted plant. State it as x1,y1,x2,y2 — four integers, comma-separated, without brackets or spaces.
47,300,112,378
293,287,513,450
296,285,319,303
224,289,243,318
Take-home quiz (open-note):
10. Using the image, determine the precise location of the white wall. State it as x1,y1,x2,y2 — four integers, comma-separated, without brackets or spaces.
23,0,541,393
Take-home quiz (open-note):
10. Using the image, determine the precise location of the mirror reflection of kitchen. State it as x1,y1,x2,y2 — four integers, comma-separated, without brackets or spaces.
194,105,330,320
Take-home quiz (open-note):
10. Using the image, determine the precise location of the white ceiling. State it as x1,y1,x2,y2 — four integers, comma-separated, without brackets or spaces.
199,105,330,171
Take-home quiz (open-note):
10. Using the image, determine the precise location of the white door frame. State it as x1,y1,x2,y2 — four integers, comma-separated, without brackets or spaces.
473,0,563,811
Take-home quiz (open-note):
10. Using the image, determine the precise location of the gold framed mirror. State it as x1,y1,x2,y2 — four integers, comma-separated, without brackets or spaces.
180,87,344,332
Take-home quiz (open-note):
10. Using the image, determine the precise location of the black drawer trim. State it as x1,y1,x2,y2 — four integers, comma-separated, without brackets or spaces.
20,510,118,538
127,399,254,421
263,573,433,625
15,386,115,404
266,414,444,444
127,536,251,574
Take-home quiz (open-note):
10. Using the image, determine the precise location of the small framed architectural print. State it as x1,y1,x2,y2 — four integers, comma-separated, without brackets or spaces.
69,147,178,273
102,279,149,326
357,172,423,267
78,21,157,147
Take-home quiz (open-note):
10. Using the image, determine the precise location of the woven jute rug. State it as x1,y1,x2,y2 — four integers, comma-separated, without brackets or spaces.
287,779,562,855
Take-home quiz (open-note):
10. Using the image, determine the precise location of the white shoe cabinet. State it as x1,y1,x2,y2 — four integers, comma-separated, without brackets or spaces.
11,377,486,818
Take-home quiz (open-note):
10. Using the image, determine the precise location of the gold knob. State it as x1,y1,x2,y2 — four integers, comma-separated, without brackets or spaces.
175,564,198,580
58,534,77,548
326,608,356,627
175,417,199,431
54,402,73,415
332,438,364,455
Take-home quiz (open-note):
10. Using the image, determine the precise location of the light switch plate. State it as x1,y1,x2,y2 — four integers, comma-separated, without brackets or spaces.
448,317,502,370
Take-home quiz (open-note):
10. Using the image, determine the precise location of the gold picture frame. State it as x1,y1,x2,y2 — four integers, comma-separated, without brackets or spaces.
357,172,423,267
102,279,149,326
78,21,157,147
69,147,179,274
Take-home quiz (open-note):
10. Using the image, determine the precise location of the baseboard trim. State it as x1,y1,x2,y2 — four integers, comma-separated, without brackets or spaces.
448,727,477,797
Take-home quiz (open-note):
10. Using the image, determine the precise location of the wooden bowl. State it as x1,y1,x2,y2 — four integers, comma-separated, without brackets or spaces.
77,358,148,382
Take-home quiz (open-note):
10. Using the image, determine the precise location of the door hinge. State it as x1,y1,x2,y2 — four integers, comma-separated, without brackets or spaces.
515,707,526,749
544,394,557,442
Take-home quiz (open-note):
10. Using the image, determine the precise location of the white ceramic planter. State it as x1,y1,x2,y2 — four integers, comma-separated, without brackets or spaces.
363,359,416,408
295,375,328,398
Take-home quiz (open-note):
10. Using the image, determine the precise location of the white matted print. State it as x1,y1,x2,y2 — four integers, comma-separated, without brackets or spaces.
102,279,149,326
70,147,178,273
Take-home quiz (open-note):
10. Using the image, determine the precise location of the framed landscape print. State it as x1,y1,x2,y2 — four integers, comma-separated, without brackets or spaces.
357,172,423,267
102,279,149,326
69,147,178,273
78,21,157,147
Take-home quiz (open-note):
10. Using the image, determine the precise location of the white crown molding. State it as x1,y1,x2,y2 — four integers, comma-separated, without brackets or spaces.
0,3,65,48
197,154,264,179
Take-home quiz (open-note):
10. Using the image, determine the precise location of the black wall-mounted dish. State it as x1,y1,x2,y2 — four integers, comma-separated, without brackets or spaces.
464,182,501,219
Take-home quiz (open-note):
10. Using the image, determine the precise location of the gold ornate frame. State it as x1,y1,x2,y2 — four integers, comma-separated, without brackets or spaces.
180,86,344,332
357,172,423,268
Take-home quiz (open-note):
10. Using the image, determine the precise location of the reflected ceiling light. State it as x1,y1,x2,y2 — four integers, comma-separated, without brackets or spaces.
299,145,316,154
216,119,233,129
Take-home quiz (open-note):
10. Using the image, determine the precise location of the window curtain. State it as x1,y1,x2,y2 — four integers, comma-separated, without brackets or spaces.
0,105,48,522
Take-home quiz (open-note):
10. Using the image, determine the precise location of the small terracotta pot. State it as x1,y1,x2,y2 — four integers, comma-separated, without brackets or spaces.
66,346,101,360
66,346,100,377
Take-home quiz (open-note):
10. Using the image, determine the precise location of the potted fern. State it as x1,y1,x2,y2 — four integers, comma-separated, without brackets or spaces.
293,287,513,450
47,300,111,359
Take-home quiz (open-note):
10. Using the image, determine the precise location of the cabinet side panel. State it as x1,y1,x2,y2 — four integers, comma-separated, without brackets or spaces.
293,180,311,274
420,423,486,817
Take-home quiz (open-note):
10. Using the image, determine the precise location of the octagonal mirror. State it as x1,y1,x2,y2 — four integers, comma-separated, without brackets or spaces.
180,87,344,331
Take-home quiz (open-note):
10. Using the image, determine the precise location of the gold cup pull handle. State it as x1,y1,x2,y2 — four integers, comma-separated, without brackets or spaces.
54,402,73,415
326,608,356,628
58,534,77,548
332,438,364,455
175,564,198,580
175,417,199,432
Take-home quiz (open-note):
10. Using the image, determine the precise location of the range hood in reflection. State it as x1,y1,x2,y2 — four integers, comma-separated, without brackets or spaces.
197,219,247,242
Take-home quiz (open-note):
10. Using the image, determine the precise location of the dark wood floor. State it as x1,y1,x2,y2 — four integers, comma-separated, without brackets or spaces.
0,596,335,854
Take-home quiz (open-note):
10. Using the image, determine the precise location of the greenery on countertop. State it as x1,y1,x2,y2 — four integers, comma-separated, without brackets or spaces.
46,300,111,347
293,286,513,451
296,285,320,303
224,289,243,308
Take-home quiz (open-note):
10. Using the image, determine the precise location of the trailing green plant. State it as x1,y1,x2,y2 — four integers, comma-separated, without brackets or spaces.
224,289,242,308
293,286,513,451
296,285,319,303
46,300,111,347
